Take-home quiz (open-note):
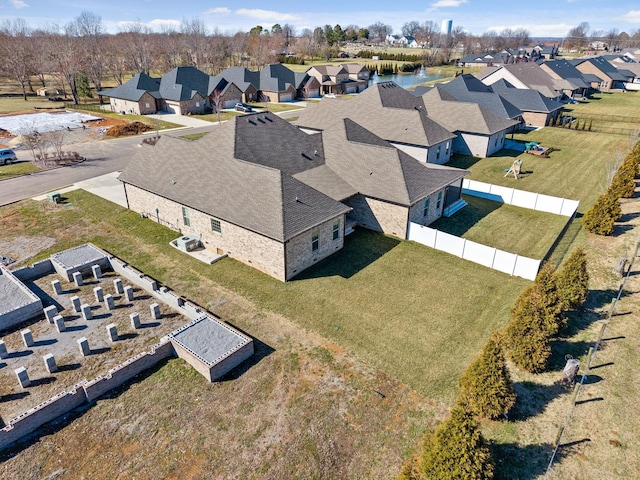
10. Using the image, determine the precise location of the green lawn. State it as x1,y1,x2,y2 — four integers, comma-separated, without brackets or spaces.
0,160,39,180
179,132,210,141
9,190,529,403
248,102,305,112
187,111,241,123
432,195,569,259
0,95,66,114
65,104,182,130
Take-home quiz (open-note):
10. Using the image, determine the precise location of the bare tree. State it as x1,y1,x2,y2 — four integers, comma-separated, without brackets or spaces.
0,19,33,100
46,129,67,163
119,21,154,75
566,22,590,50
75,11,106,102
49,22,84,104
402,21,421,38
368,21,392,43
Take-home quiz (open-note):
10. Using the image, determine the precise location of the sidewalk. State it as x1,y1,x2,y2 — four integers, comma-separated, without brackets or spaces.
32,171,127,208
146,112,214,128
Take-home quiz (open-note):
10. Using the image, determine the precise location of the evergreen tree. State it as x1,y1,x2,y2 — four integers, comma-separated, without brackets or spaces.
421,406,494,480
503,299,552,373
554,248,589,311
583,191,619,235
457,334,516,419
76,71,93,100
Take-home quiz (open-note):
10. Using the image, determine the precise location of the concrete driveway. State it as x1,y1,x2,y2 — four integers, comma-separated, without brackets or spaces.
146,112,214,128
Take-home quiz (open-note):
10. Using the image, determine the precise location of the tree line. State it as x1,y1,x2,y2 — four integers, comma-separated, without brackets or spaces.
2,12,640,106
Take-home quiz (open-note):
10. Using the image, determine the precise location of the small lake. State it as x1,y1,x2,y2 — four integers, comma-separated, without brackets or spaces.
369,71,448,88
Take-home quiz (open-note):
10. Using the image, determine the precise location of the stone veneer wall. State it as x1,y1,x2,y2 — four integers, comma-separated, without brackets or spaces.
125,184,289,281
344,195,409,239
284,214,345,280
407,188,446,227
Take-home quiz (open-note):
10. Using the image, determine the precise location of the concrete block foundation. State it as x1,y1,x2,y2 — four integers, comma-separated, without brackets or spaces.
92,264,102,279
71,295,81,313
104,294,114,311
130,312,141,329
44,305,58,324
124,286,134,301
81,304,92,321
150,303,161,320
54,315,66,333
0,340,7,359
21,329,34,348
106,323,118,342
113,278,124,295
43,353,58,373
94,286,104,303
73,271,83,287
51,280,62,295
77,337,90,357
15,367,30,388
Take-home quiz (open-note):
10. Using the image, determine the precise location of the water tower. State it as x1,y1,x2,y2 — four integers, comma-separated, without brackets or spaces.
441,19,453,35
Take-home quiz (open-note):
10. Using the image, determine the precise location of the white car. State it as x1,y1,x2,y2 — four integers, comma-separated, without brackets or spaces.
0,148,16,165
324,93,337,98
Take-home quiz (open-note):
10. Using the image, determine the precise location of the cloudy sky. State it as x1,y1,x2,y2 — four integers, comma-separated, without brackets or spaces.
0,0,638,37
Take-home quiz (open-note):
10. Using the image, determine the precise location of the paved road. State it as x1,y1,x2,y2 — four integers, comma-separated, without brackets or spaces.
0,106,302,206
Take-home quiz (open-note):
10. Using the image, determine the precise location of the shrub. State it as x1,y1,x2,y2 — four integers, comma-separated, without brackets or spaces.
421,406,494,479
609,162,636,198
457,334,516,419
582,191,619,235
503,304,552,373
555,248,589,311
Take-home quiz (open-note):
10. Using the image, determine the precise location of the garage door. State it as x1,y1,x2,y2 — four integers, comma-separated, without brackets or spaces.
280,93,292,102
225,99,239,109
346,86,357,94
165,103,177,113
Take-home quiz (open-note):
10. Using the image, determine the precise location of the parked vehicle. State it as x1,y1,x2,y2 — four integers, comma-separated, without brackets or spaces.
0,148,16,165
235,103,253,112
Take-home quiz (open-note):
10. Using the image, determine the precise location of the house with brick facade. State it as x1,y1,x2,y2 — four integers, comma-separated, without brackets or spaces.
296,81,456,164
98,72,161,115
570,57,628,92
119,112,466,281
487,80,562,127
306,64,369,95
478,63,566,100
420,87,519,157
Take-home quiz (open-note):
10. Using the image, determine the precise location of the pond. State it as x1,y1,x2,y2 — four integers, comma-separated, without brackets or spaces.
369,68,449,89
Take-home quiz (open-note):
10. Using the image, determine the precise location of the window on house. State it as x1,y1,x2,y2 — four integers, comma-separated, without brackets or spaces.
423,198,430,217
182,207,190,226
196,101,200,107
436,192,442,209
332,220,340,240
445,142,450,155
211,218,221,233
311,229,319,252
145,102,150,109
436,145,441,159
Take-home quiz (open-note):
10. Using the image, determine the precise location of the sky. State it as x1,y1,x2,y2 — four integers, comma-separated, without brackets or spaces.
0,0,638,38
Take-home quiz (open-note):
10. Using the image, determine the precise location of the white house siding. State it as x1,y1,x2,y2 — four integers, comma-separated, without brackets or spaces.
124,184,288,281
391,140,451,164
482,70,528,90
391,143,428,163
284,214,346,279
344,194,409,238
454,132,494,157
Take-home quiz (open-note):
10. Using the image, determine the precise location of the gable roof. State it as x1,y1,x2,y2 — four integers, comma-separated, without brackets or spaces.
98,73,160,101
217,66,260,92
497,63,561,98
571,57,627,82
489,79,563,114
540,60,590,90
435,74,522,119
421,87,518,135
159,66,210,101
296,81,455,147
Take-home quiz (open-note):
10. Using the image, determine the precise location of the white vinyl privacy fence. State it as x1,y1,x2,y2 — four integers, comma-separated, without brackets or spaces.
407,181,579,280
408,223,541,280
462,179,579,217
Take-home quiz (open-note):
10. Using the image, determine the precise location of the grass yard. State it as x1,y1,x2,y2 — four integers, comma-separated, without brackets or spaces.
3,190,528,403
186,110,241,123
248,102,305,113
0,95,66,114
65,104,182,131
432,195,569,259
448,129,634,214
0,161,39,180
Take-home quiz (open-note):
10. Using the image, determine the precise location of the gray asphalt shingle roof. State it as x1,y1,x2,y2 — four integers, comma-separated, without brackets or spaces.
98,73,160,101
489,79,563,114
159,66,210,101
119,112,466,241
541,60,590,90
435,74,523,119
296,81,455,147
571,57,628,82
421,87,518,135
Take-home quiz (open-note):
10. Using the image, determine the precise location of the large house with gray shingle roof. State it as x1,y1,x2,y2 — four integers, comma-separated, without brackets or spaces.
478,63,565,100
296,82,456,164
118,112,466,280
488,79,562,127
570,57,628,92
99,72,161,115
421,87,519,157
539,60,592,99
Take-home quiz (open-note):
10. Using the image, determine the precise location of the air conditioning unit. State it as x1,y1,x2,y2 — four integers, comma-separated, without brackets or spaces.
175,236,200,252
